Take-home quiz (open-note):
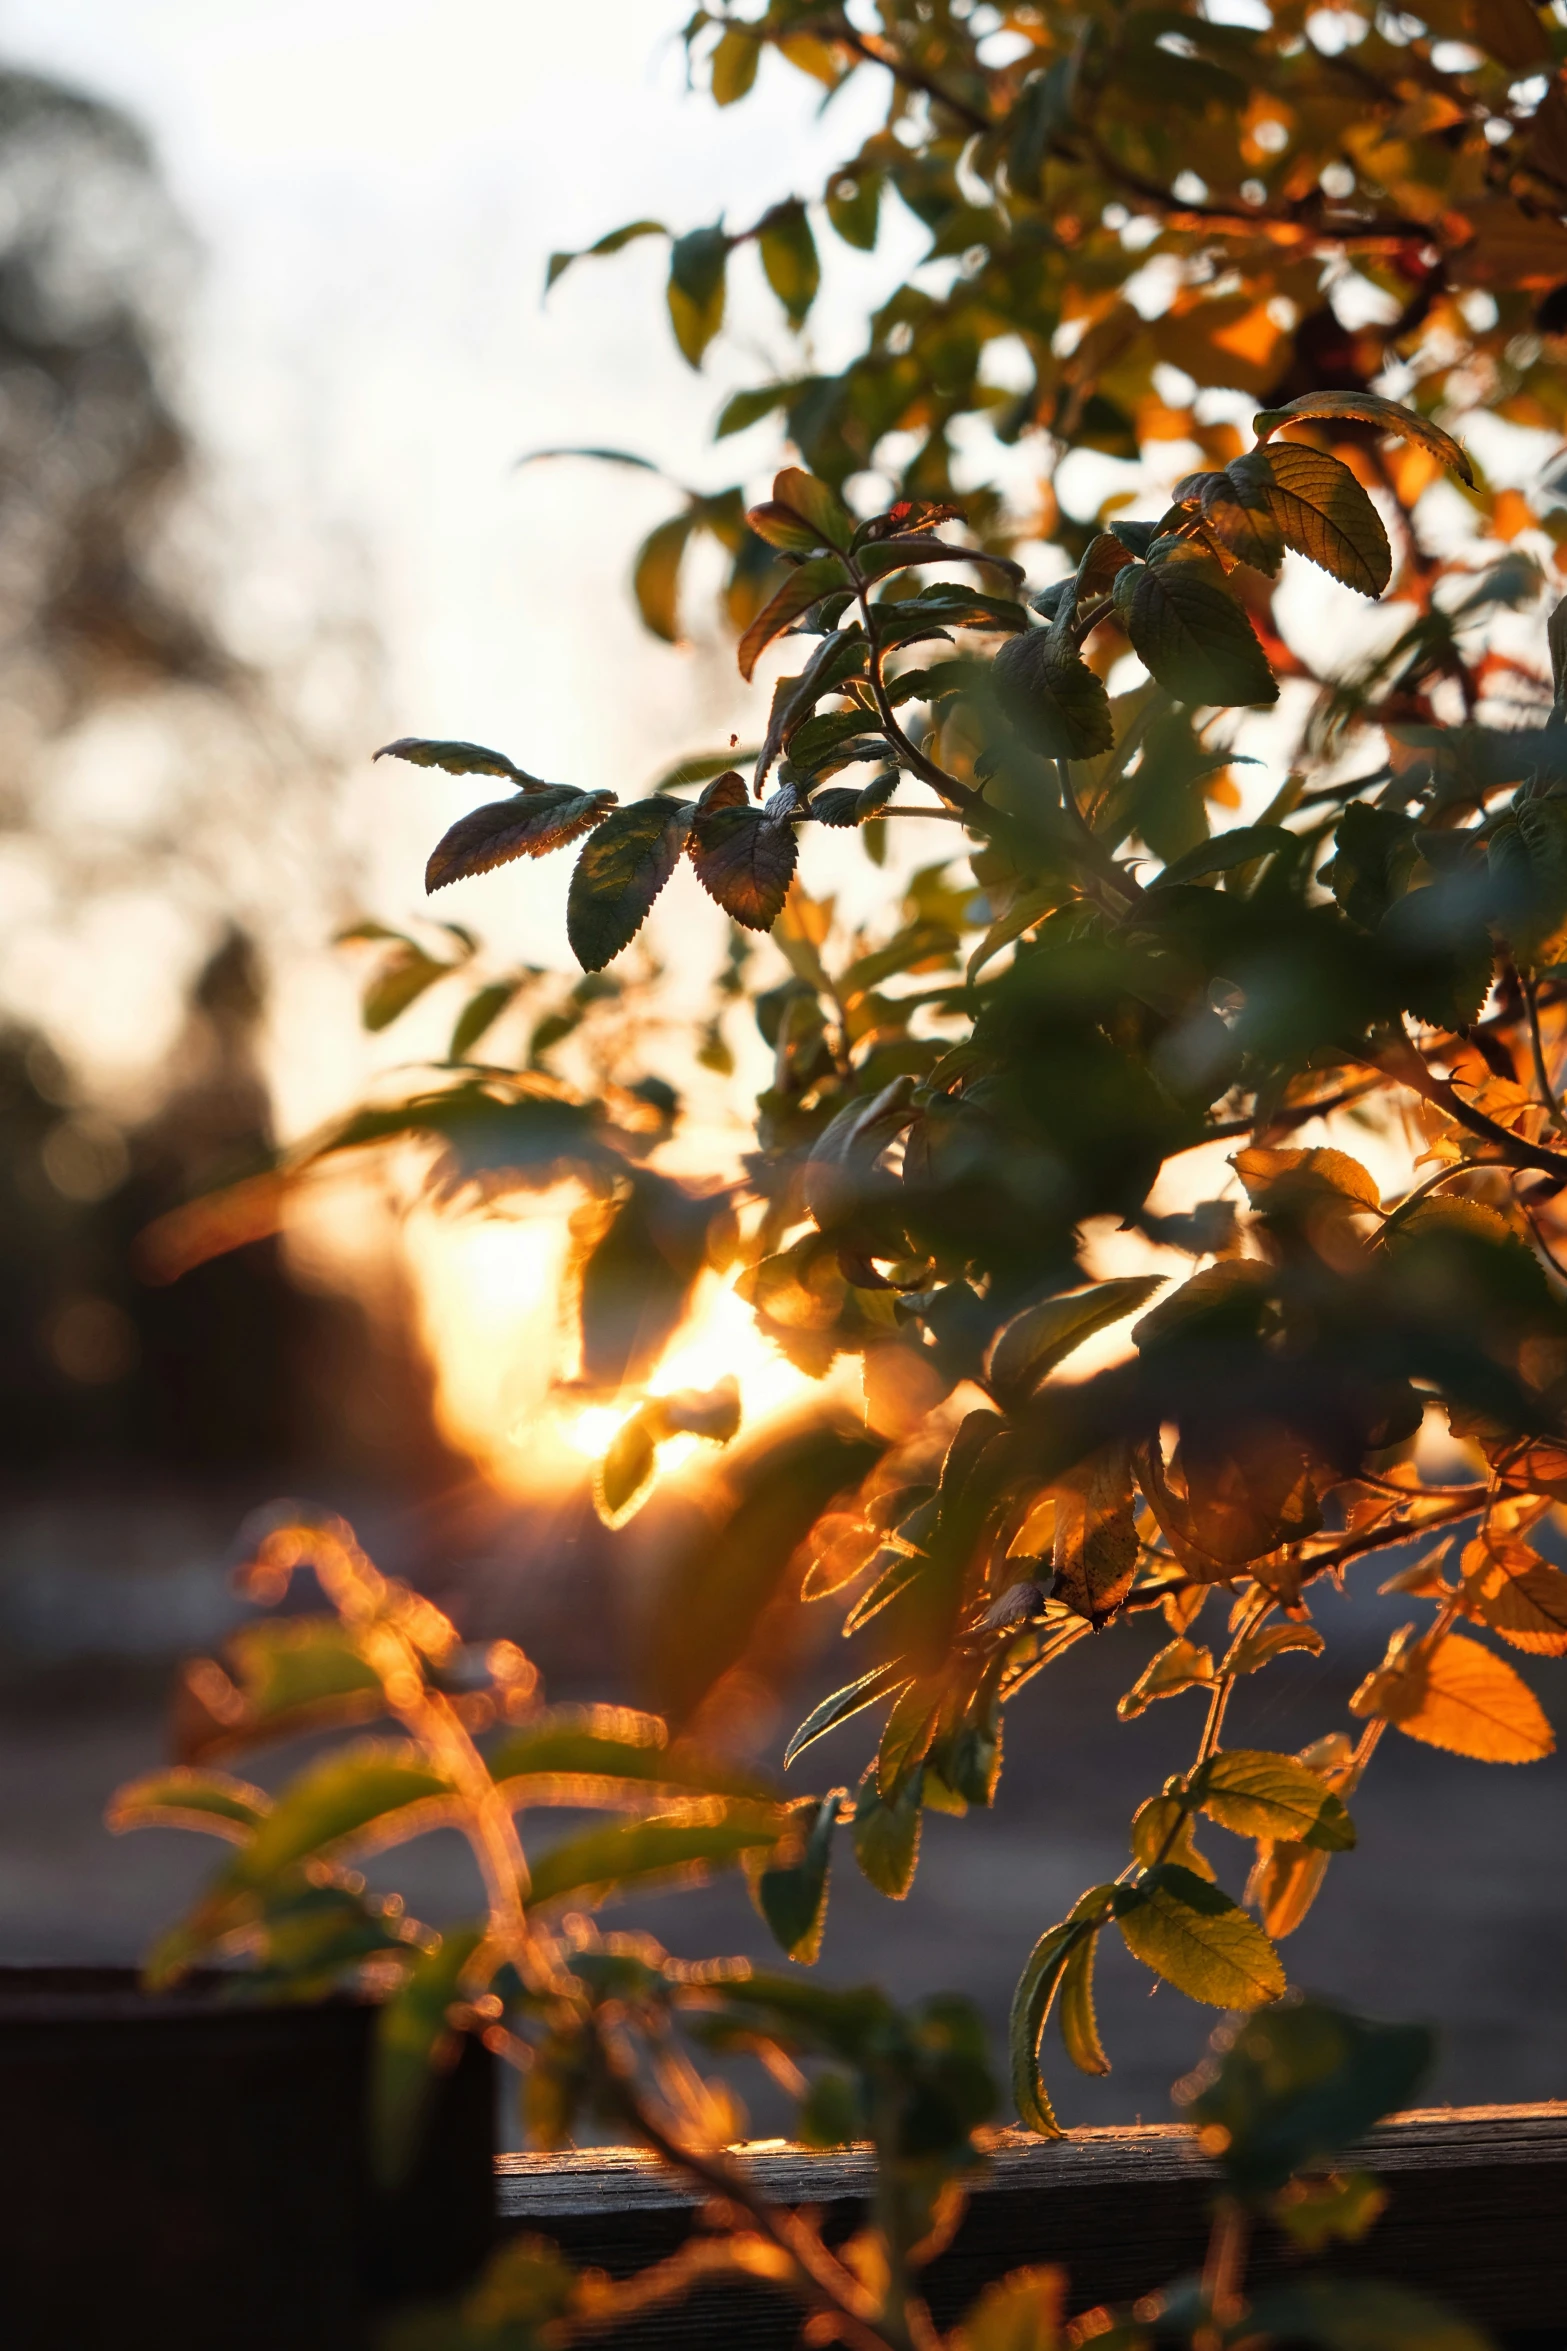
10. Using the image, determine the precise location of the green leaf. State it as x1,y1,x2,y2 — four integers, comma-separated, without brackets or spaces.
717,381,798,437
756,1790,842,1962
1191,1749,1357,1851
107,1766,271,1842
1184,1997,1434,2197
1252,391,1475,488
826,168,881,249
218,1618,384,1737
667,225,730,365
632,512,698,642
852,1764,924,1898
1245,2277,1490,2351
426,789,616,892
774,466,855,549
545,218,666,295
1150,824,1293,889
234,1742,457,1887
759,198,820,325
372,1926,488,2190
1113,1863,1285,2008
1113,545,1278,708
489,1705,770,1804
526,1807,781,1911
566,796,693,969
876,1672,944,1798
784,1663,911,1768
374,736,539,783
1272,2170,1388,2253
1226,445,1391,596
1009,1887,1114,2135
737,555,845,682
710,24,760,104
689,794,799,930
987,1277,1164,1403
1059,1929,1110,2077
992,624,1114,759
362,945,454,1032
450,978,524,1060
515,444,661,474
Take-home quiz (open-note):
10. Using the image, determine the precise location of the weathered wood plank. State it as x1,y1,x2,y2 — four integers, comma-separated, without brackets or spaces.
496,2107,1567,2345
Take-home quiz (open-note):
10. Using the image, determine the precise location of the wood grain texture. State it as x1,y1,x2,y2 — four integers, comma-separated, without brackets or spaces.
497,2107,1567,2346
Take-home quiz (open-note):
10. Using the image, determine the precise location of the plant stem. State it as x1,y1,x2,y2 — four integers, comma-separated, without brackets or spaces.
608,2068,912,2351
1198,2195,1251,2339
1521,967,1567,1138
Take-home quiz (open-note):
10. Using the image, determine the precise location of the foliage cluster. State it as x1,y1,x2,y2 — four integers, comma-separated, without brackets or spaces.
119,3,1567,2343
115,1514,1482,2351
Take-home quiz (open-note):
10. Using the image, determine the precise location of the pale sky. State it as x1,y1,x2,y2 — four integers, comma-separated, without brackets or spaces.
0,1,907,1120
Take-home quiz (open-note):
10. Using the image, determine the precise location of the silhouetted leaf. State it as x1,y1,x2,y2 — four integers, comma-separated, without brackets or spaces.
689,788,799,928
1113,545,1278,707
786,1662,911,1768
1009,1887,1114,2136
757,1790,841,1961
1247,2277,1488,2351
992,624,1114,758
668,224,730,364
450,978,524,1060
737,556,845,681
594,1408,659,1528
526,1808,781,1910
633,512,697,642
426,789,616,892
987,1277,1164,1403
546,219,666,294
853,1763,923,1897
826,167,881,249
1052,1442,1137,1626
1253,392,1475,488
710,24,760,104
1184,1996,1434,2197
375,736,540,783
566,797,693,969
759,198,820,324
362,945,454,1032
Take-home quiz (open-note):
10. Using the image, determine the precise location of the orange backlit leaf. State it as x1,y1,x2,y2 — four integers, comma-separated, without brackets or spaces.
1351,1629,1554,1763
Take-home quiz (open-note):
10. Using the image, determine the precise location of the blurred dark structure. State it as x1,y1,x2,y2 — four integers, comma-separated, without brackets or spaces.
0,65,463,1497
0,931,464,1486
0,68,225,725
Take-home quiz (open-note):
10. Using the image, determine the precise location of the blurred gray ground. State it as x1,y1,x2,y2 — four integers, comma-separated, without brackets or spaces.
3,1491,1565,2144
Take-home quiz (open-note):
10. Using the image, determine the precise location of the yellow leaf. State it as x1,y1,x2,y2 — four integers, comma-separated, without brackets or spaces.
1351,1630,1554,1763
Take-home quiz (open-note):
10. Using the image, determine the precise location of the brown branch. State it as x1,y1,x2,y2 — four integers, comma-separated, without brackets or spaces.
1375,1025,1567,1183
610,2076,913,2351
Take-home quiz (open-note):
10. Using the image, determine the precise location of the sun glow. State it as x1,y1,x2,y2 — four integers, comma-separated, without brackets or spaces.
401,1204,839,1501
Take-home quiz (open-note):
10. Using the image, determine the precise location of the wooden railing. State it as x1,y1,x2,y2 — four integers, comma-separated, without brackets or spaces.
498,2106,1567,2348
